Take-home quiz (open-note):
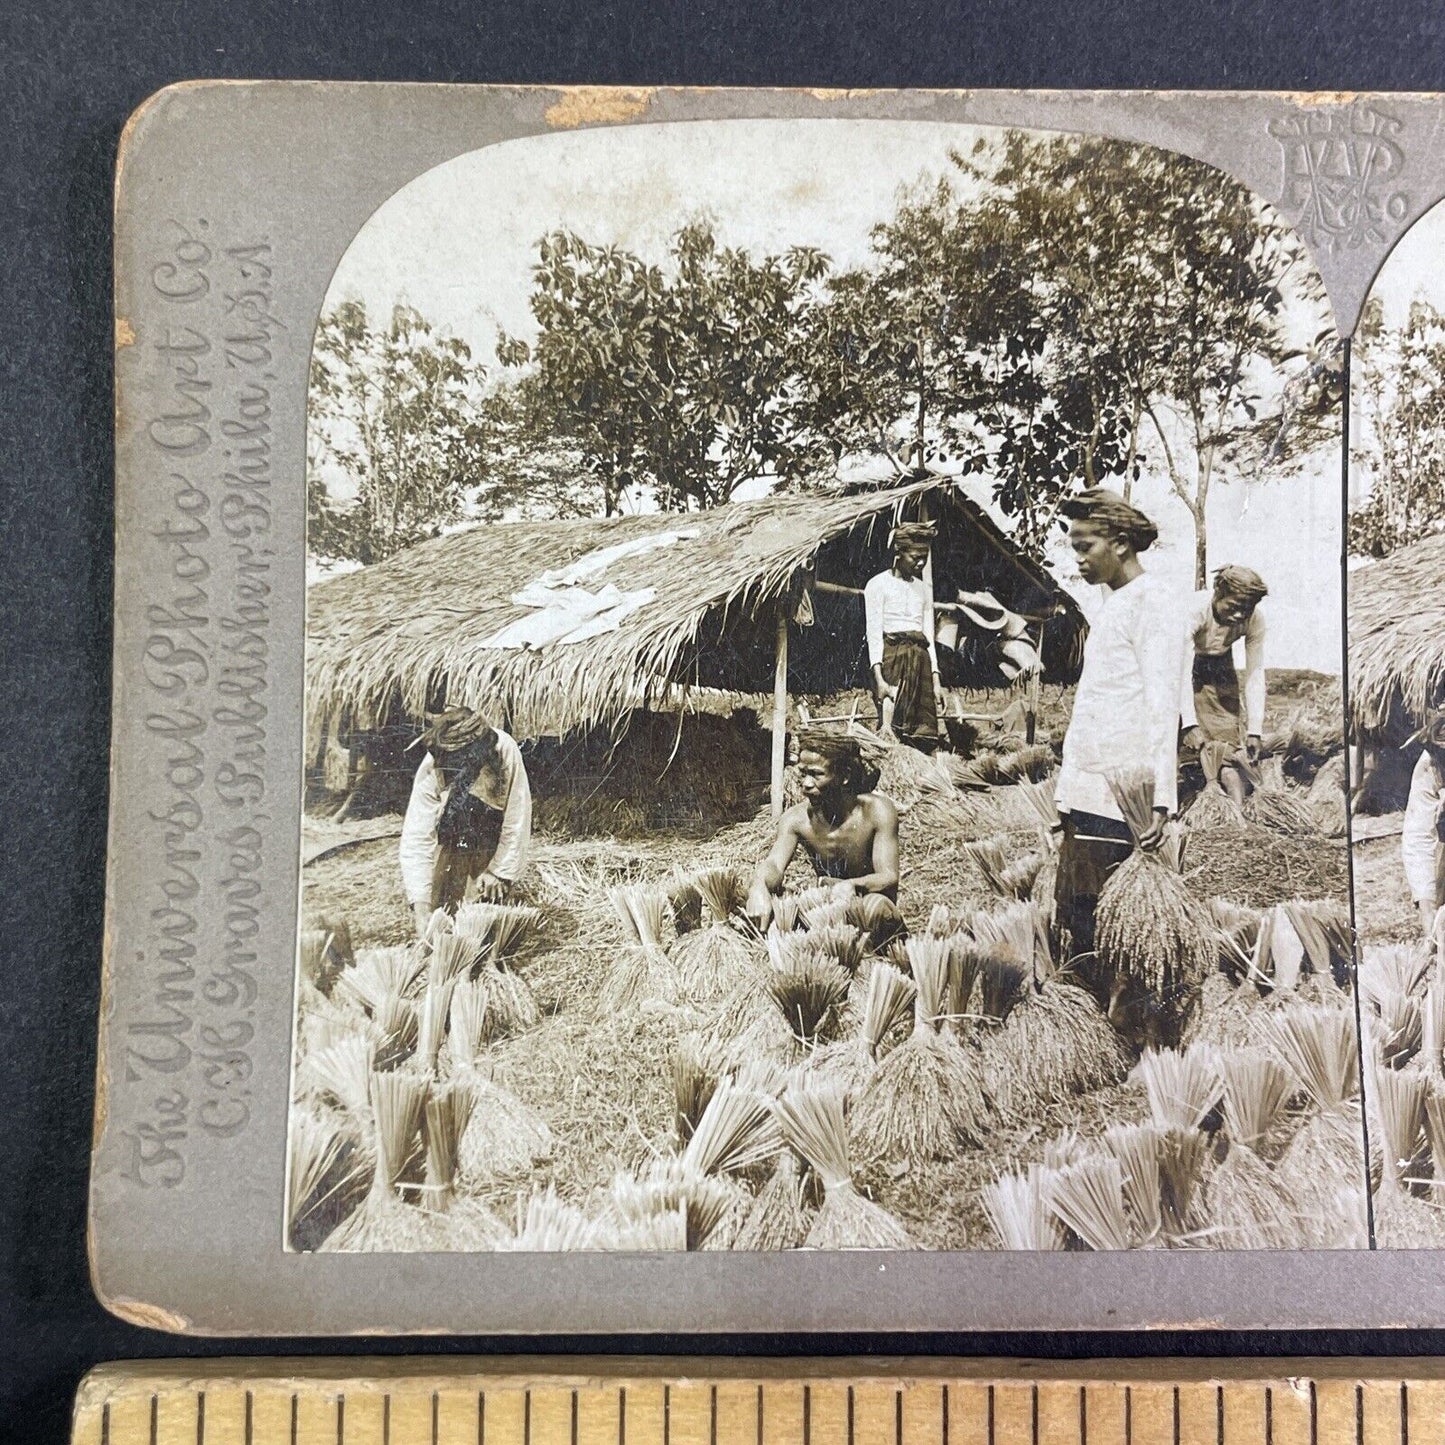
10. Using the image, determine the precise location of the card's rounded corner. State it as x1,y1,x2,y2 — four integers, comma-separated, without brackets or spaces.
116,80,234,199
87,1226,195,1335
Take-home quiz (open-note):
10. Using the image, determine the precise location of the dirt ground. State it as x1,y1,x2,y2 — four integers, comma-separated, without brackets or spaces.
293,673,1378,1253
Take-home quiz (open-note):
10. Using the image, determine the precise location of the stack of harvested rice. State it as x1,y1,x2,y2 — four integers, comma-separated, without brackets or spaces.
966,836,1048,903
849,934,989,1161
1242,758,1321,837
1359,943,1431,1068
1204,1048,1302,1248
802,962,916,1097
1095,769,1215,1048
603,883,676,1011
744,931,852,1066
774,1082,914,1248
670,867,757,1003
287,1108,357,1250
606,1158,738,1250
1267,1004,1368,1247
982,1164,1063,1250
453,903,542,1035
733,1147,814,1251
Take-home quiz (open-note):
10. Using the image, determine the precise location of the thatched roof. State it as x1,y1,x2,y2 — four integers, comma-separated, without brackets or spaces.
1350,533,1445,743
307,478,1087,741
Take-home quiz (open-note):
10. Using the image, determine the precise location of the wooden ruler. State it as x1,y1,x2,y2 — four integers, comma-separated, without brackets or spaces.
70,1359,1445,1445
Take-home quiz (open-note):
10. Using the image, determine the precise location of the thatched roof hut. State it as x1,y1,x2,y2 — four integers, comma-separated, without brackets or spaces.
1350,533,1445,744
307,477,1085,750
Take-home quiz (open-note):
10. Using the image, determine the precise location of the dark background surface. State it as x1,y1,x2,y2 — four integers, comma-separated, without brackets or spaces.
6,2,1445,1441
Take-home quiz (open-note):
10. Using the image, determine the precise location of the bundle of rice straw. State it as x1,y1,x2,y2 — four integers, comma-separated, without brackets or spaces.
806,923,868,978
1281,899,1352,987
770,892,803,933
453,902,541,965
733,1148,813,1250
603,883,676,1011
800,900,852,933
1134,1045,1223,1131
1220,1048,1293,1151
846,891,905,949
1101,1123,1166,1245
966,838,1046,901
374,990,419,1069
1017,774,1060,830
287,1109,352,1240
977,981,1129,1118
1422,972,1445,1080
672,1033,725,1145
1269,1006,1362,1112
304,1033,377,1119
422,1080,477,1212
1095,770,1215,1017
607,1158,738,1250
968,899,1052,979
668,876,704,936
335,946,426,1015
367,1068,429,1209
502,1186,598,1251
1275,1105,1368,1247
1359,944,1430,1068
803,962,916,1097
300,927,347,996
430,931,486,986
415,969,459,1077
1369,1057,1428,1195
992,742,1057,784
983,1164,1064,1249
798,882,854,928
444,978,492,1073
1156,1126,1209,1240
1203,1132,1301,1250
456,1072,555,1183
925,903,953,938
319,1187,510,1252
1184,784,1244,831
849,934,990,1159
774,1083,914,1248
1242,767,1320,837
764,946,851,1056
1251,906,1307,994
671,867,757,1003
1210,899,1262,979
1423,1088,1445,1194
1045,1155,1132,1250
680,1080,781,1178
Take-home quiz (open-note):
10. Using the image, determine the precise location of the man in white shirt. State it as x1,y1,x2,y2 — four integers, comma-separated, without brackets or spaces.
863,521,945,750
1180,565,1268,806
1053,487,1185,991
398,707,533,937
1402,705,1445,939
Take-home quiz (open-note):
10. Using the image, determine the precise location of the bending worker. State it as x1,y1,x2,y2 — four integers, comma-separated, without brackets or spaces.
1402,703,1445,940
863,521,945,750
1180,565,1269,806
1053,488,1184,984
398,706,532,936
745,731,902,935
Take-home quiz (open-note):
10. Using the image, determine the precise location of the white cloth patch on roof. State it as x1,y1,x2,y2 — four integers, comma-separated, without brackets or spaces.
537,529,699,588
480,529,696,651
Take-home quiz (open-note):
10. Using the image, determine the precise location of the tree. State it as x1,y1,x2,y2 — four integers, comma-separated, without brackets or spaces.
982,134,1338,584
500,221,833,513
1350,298,1445,558
308,301,490,564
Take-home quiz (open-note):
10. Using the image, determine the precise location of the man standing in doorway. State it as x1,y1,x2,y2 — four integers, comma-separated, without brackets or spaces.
1402,704,1445,941
864,521,946,751
1053,488,1185,986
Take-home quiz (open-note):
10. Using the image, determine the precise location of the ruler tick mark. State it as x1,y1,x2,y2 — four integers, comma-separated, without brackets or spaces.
525,1391,532,1445
894,1388,903,1445
101,1402,110,1445
150,1394,158,1445
384,1393,391,1445
1309,1382,1318,1445
756,1385,763,1445
1266,1387,1273,1445
1172,1386,1179,1445
1032,1385,1039,1445
1355,1384,1364,1445
574,1390,580,1445
987,1385,995,1445
198,1390,207,1445
619,1387,626,1445
337,1394,345,1445
479,1391,486,1445
847,1386,855,1445
1216,1385,1223,1445
290,1393,298,1445
941,1384,949,1445
1125,1387,1132,1445
712,1386,719,1445
665,1386,671,1445
1402,1381,1410,1445
432,1391,439,1445
803,1385,811,1445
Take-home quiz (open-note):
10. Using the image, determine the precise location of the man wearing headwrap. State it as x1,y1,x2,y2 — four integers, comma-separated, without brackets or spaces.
744,730,903,935
1053,488,1185,993
1402,703,1445,939
398,706,532,936
1180,565,1269,805
863,520,945,750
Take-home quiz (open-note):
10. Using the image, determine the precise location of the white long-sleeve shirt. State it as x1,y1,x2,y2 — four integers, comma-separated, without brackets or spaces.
863,570,939,671
398,730,532,905
1179,590,1267,736
1402,750,1445,907
1056,571,1185,822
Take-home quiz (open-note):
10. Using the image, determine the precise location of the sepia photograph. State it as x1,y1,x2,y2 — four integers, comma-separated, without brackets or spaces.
287,117,1363,1256
1346,194,1445,1248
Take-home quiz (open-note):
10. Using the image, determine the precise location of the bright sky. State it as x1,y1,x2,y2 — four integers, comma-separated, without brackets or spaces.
320,118,1344,674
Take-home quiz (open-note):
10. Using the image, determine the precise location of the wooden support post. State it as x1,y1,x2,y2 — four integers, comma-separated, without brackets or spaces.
771,605,789,818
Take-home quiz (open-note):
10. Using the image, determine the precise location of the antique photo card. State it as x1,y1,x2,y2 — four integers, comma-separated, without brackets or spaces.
97,85,1445,1333
1347,192,1445,1248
